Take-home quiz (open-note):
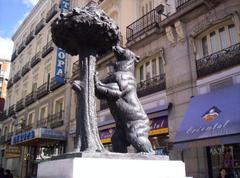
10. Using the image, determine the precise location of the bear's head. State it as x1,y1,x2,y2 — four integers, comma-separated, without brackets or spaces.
112,45,139,72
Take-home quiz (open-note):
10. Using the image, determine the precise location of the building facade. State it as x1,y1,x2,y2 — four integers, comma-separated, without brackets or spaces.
0,0,240,178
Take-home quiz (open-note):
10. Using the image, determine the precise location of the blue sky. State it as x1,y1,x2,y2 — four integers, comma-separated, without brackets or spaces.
0,0,39,60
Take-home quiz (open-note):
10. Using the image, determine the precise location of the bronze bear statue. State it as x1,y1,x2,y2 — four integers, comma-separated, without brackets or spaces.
95,45,154,153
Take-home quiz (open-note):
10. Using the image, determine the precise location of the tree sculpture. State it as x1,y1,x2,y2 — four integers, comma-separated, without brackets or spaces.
52,1,120,152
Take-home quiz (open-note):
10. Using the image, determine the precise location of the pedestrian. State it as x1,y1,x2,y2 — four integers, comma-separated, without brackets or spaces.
217,167,230,178
0,168,4,178
4,170,13,178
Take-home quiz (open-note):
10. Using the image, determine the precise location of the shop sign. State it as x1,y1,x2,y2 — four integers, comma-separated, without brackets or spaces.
4,145,21,158
40,128,66,140
149,117,168,136
55,48,65,84
99,128,115,144
11,130,35,145
61,0,70,13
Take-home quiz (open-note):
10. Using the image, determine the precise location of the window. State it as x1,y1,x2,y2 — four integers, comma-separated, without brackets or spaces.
28,112,34,125
219,27,227,49
210,31,219,53
145,62,151,80
152,59,157,77
55,98,64,113
40,106,47,119
140,65,144,81
228,24,237,45
137,56,165,82
199,22,239,58
202,36,208,57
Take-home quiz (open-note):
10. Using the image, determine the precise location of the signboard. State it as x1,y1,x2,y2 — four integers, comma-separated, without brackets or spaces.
60,0,70,13
99,128,115,144
54,0,70,84
11,130,35,145
55,48,66,84
40,128,66,140
4,145,21,158
149,117,168,136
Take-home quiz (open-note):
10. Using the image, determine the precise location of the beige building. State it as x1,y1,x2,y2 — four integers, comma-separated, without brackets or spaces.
0,0,240,178
0,59,10,100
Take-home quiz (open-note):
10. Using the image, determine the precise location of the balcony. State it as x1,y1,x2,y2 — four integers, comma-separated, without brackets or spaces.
50,110,64,129
137,74,166,98
37,82,49,99
72,60,80,79
25,91,37,106
196,43,240,78
126,9,160,43
13,70,21,83
11,50,17,62
8,105,15,117
25,31,34,45
50,77,65,91
0,110,8,121
18,42,26,55
46,4,58,23
24,123,33,131
16,98,25,112
37,116,50,128
31,52,41,67
22,62,31,76
35,18,45,35
42,40,54,58
7,132,13,141
0,136,5,144
7,78,13,89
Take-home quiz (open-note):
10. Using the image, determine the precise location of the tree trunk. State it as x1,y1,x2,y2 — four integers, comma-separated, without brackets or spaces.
75,49,104,152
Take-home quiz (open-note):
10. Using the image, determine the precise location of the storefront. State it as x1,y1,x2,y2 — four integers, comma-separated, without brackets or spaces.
11,128,66,178
174,84,240,178
99,104,170,154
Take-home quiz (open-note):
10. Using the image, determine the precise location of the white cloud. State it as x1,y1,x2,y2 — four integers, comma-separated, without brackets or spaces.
22,0,39,7
0,36,13,60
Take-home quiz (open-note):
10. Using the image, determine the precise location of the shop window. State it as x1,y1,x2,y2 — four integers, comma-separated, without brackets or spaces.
145,62,151,80
149,135,169,155
208,144,240,178
198,22,239,59
152,59,157,77
140,65,144,81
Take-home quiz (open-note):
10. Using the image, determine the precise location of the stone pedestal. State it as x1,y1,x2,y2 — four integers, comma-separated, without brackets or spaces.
37,153,188,178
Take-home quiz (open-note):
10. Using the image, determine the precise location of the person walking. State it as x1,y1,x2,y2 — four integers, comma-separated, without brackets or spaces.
217,167,230,178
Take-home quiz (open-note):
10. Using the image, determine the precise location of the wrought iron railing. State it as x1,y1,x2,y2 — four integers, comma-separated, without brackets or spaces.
196,43,240,78
37,82,49,99
13,70,21,83
42,40,54,58
50,77,64,91
46,4,58,22
25,31,35,45
18,42,26,55
16,98,25,112
37,116,50,128
25,91,37,106
8,105,15,117
176,0,194,9
7,78,13,89
11,51,17,62
31,52,41,67
22,62,31,76
126,9,160,42
0,110,8,121
137,74,166,97
35,18,45,35
50,110,64,129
